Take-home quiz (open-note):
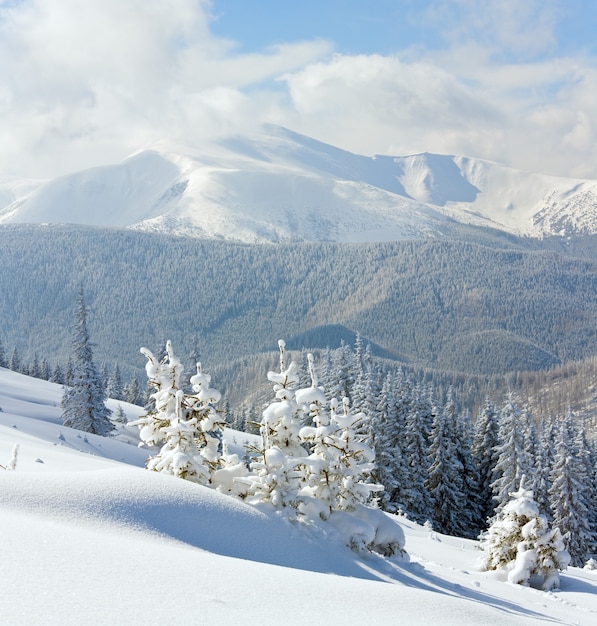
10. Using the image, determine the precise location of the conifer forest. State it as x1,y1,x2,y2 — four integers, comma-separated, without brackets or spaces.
1,223,596,567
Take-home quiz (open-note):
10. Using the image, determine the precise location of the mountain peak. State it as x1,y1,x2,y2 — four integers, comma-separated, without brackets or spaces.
1,126,595,242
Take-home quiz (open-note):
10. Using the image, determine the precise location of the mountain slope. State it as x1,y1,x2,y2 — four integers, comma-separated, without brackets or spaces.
1,125,596,242
2,368,597,625
1,225,596,381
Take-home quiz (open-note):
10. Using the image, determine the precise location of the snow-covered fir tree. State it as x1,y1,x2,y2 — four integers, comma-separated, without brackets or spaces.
549,411,593,567
123,374,141,405
491,393,532,519
50,363,64,385
0,339,7,368
296,352,338,520
65,357,73,386
401,383,433,523
40,358,50,381
574,421,597,558
520,403,539,493
330,396,383,512
533,416,555,519
107,364,124,401
9,347,22,373
373,369,416,516
28,353,40,379
328,340,354,402
426,390,466,536
114,404,127,424
472,396,500,525
373,371,405,513
61,288,113,435
132,341,226,484
457,408,483,537
481,478,570,590
245,340,305,510
351,358,379,449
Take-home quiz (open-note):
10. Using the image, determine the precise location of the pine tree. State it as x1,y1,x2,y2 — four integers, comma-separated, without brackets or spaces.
491,393,531,519
132,341,225,484
481,478,570,590
123,374,141,405
61,288,113,435
426,392,465,536
9,347,21,373
246,340,305,510
0,339,7,368
457,408,483,537
401,383,433,523
472,396,500,525
50,363,65,385
107,364,124,401
549,412,593,567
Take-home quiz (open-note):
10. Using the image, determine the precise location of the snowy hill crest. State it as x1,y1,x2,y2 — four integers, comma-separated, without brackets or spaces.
1,125,596,242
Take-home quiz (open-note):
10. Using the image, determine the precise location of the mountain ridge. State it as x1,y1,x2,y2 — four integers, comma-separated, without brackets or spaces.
1,125,596,242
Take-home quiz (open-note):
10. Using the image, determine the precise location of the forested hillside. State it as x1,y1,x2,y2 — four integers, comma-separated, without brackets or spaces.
1,224,596,383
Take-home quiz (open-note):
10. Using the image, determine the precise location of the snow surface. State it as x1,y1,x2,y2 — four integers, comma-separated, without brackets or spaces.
1,125,596,242
1,366,597,625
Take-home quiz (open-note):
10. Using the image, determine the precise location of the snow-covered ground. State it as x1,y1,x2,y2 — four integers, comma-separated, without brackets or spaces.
1,367,596,625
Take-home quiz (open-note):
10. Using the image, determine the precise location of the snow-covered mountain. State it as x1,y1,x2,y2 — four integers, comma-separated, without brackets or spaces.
2,366,597,625
2,125,597,242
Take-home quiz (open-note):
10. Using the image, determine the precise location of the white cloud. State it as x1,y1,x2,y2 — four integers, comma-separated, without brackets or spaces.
1,0,596,180
423,0,561,59
280,45,597,178
0,0,331,178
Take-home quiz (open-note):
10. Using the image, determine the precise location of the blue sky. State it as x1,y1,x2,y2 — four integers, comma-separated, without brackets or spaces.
1,0,597,179
211,0,597,59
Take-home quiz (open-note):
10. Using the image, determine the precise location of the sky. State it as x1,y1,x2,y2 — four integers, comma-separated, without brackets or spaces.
1,0,597,180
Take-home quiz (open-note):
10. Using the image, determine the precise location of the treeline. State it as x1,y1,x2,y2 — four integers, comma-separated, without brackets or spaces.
0,338,145,406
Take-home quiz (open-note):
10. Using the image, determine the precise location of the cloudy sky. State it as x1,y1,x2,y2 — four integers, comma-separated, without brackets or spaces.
1,0,596,179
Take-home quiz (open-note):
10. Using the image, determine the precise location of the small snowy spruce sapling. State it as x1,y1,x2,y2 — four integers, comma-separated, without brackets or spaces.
132,341,225,485
296,352,339,520
297,354,383,515
245,340,306,510
480,477,570,590
332,396,383,512
61,288,113,436
296,355,403,557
